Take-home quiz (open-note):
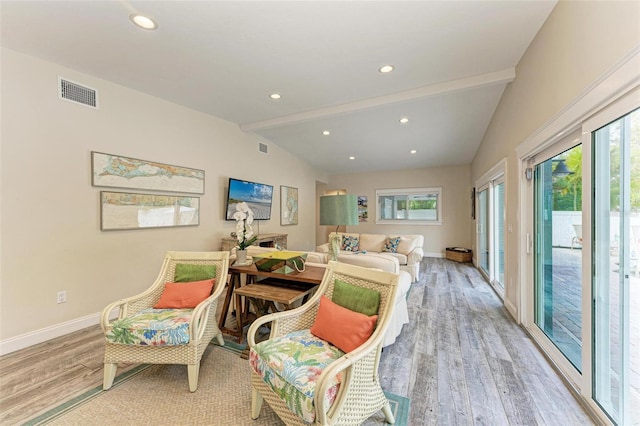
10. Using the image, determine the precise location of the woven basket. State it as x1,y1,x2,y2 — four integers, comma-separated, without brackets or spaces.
446,247,472,263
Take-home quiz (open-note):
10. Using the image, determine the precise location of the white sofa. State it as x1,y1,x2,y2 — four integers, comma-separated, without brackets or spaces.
317,232,424,282
229,246,411,347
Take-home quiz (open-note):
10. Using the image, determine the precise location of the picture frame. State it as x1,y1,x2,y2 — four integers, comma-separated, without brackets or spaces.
280,185,298,226
92,152,205,194
358,196,368,222
471,187,476,219
100,191,200,231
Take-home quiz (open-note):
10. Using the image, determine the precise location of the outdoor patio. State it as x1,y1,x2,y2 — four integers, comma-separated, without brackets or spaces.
550,247,639,424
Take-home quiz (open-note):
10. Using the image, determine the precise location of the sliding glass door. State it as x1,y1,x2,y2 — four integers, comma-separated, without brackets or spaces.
476,174,505,296
493,180,505,290
592,107,639,425
478,188,489,275
533,144,583,371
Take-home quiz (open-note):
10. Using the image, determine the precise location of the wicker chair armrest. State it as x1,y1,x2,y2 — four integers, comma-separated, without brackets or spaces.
99,289,157,332
247,304,318,348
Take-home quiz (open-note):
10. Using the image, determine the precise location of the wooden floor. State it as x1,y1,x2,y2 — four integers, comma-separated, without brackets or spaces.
0,258,594,425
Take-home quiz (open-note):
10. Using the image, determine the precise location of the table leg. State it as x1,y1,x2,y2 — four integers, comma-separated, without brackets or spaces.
219,273,241,339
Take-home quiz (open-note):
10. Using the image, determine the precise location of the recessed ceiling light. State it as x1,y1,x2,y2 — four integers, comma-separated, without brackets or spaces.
379,65,394,73
130,14,158,30
322,130,331,136
399,117,409,124
269,93,282,100
410,150,417,154
349,156,355,160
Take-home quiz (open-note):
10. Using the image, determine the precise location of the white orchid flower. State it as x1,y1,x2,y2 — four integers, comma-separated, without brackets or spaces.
236,202,250,213
232,211,246,221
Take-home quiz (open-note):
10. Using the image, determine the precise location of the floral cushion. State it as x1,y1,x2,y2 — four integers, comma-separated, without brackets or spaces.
342,235,359,252
382,237,401,253
105,308,192,346
249,330,344,423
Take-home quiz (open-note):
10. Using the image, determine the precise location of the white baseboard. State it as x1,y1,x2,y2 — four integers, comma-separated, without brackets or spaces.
505,298,519,323
0,312,101,356
424,252,444,258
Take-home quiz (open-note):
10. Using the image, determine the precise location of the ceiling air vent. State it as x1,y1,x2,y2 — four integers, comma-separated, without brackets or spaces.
258,142,268,154
58,77,98,108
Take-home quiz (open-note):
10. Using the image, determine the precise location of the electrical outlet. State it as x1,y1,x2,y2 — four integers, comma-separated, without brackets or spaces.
57,290,67,304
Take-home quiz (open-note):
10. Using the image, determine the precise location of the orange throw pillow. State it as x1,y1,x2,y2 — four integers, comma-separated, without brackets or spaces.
153,279,215,309
310,295,378,353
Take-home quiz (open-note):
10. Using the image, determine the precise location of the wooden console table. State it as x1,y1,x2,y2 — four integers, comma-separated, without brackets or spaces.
219,263,325,343
220,233,287,252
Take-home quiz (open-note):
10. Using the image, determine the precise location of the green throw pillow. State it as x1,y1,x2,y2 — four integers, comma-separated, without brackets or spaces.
174,264,216,282
332,279,380,316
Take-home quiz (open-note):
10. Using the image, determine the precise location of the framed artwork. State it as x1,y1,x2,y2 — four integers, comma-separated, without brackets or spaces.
92,152,205,194
358,196,368,222
280,186,298,226
471,187,476,219
101,191,200,231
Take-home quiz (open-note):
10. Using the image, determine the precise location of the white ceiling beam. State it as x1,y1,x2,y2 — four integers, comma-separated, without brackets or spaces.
240,68,515,132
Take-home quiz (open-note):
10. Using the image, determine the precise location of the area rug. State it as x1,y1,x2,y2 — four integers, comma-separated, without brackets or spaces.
24,343,410,425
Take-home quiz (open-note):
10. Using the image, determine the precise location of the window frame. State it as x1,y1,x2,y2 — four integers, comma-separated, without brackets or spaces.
375,187,442,225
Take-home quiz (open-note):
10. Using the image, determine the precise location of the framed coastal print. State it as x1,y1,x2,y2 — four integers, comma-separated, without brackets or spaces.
280,185,298,226
101,191,200,230
358,196,368,222
92,152,205,194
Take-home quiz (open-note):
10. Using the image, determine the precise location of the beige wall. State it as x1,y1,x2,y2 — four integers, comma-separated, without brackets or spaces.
325,165,472,256
471,1,640,314
0,48,326,343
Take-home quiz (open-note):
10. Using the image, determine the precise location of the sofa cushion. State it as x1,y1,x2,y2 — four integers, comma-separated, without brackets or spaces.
337,253,399,274
397,236,420,255
341,235,359,252
358,234,387,252
384,252,408,265
382,237,401,253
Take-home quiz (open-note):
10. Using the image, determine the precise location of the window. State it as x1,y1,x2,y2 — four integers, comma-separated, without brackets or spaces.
376,187,442,225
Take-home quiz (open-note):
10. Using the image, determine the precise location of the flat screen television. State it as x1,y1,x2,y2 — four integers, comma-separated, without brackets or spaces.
225,177,274,220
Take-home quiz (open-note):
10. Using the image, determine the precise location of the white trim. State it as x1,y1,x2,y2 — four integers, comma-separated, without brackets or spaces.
504,298,518,321
0,312,101,355
516,46,640,160
425,252,444,258
475,157,507,188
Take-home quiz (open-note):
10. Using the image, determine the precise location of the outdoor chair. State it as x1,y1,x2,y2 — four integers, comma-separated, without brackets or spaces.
247,260,399,425
100,251,229,392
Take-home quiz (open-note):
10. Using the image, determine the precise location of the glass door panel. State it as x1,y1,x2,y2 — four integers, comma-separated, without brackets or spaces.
494,181,505,289
478,188,489,274
593,107,639,425
534,145,583,371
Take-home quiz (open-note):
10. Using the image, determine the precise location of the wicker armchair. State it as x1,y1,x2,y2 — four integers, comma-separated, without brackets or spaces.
247,261,399,425
100,251,229,392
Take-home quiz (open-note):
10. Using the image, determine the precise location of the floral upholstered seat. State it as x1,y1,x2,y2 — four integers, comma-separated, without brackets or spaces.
105,308,193,346
101,251,229,392
248,261,400,425
249,330,344,423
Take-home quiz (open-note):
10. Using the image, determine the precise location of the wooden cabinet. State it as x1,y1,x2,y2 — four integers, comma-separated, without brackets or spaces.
220,233,287,252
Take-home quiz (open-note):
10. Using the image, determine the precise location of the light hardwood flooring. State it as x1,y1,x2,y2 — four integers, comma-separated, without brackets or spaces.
0,258,595,425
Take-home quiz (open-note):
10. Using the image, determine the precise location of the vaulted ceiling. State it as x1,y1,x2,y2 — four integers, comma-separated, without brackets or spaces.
1,1,557,174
